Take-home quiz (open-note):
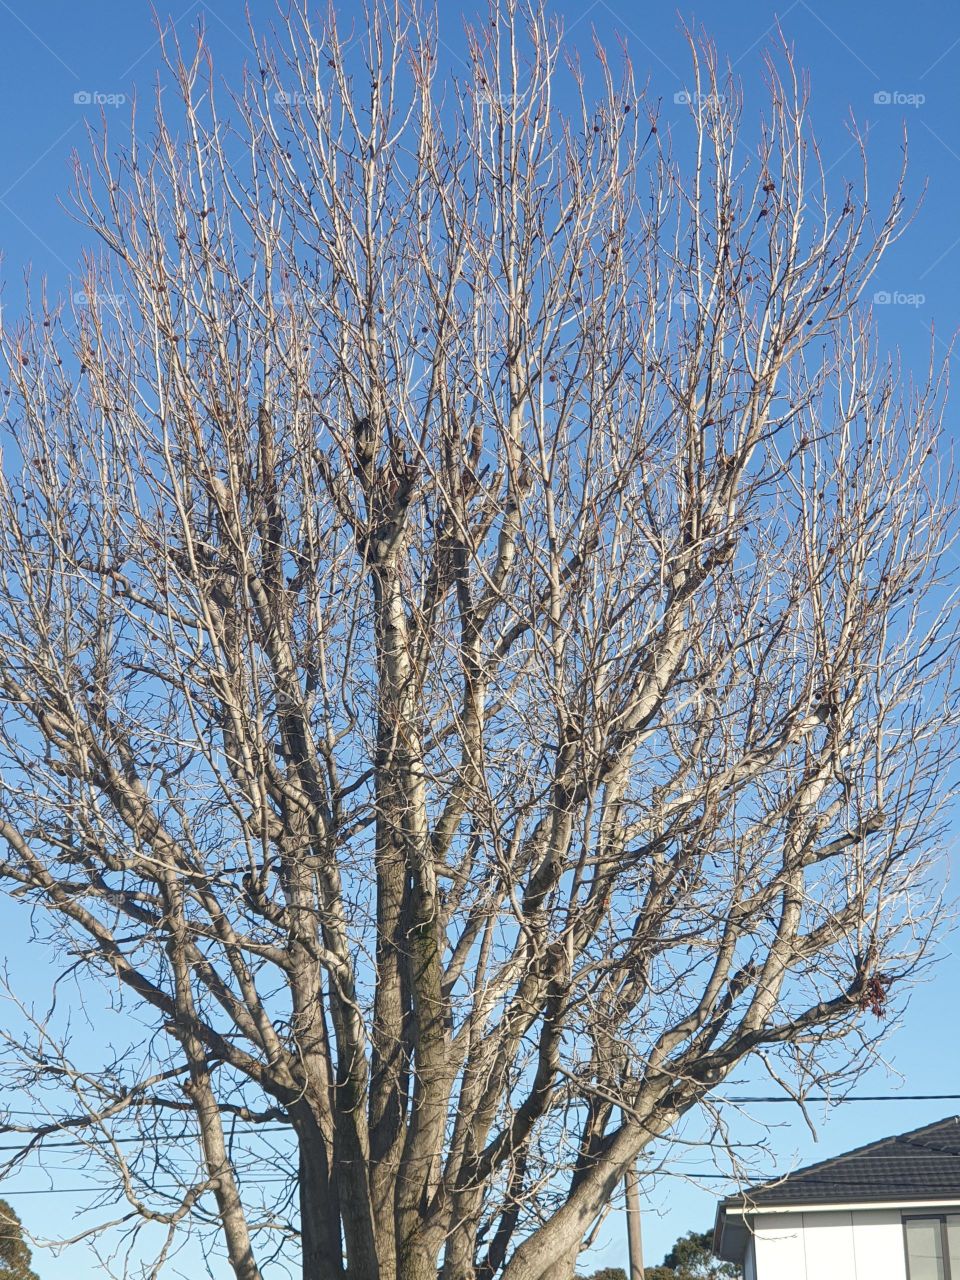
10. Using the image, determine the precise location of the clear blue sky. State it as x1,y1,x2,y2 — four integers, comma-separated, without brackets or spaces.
0,1,958,1276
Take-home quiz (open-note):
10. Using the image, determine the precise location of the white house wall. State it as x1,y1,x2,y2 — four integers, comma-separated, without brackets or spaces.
752,1211,806,1280
800,1211,858,1276
849,1210,910,1279
752,1209,908,1280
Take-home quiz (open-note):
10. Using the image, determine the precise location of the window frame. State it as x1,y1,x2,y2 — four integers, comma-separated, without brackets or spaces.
903,1213,960,1280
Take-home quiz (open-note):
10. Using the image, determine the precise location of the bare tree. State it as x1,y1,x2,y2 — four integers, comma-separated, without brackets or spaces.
0,4,957,1279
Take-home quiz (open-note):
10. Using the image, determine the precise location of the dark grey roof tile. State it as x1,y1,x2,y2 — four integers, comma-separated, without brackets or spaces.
721,1116,960,1209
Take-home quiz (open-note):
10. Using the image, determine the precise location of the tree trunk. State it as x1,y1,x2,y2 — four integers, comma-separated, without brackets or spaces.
397,1241,442,1280
296,1110,345,1280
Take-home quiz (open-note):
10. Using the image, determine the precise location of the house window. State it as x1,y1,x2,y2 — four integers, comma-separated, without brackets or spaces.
904,1216,960,1280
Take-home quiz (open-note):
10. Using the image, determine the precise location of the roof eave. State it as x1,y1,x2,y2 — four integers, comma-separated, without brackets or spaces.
722,1195,960,1216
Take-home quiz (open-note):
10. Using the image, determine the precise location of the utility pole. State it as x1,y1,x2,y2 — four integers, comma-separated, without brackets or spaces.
625,1163,644,1280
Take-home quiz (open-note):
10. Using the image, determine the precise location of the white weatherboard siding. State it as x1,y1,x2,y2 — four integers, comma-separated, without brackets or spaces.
851,1210,910,1279
752,1212,806,1280
800,1211,857,1276
752,1209,908,1280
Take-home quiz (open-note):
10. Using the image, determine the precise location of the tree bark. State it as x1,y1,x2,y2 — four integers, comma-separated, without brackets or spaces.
296,1107,345,1280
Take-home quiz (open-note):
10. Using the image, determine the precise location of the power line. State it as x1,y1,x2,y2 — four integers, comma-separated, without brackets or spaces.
0,1094,957,1196
3,1095,959,1156
0,1171,746,1196
723,1094,960,1103
0,1125,291,1152
0,1177,293,1197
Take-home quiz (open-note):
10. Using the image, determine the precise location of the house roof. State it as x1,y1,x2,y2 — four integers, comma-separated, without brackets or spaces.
724,1116,960,1208
713,1116,960,1261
